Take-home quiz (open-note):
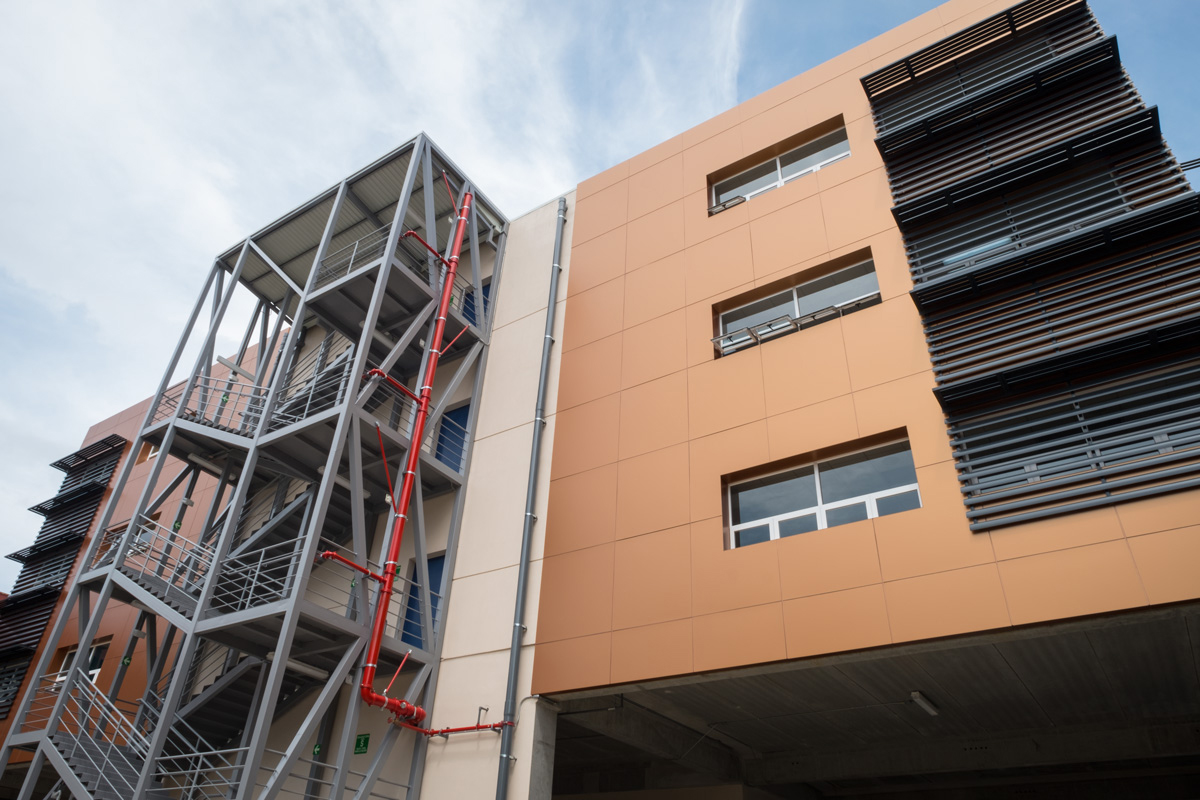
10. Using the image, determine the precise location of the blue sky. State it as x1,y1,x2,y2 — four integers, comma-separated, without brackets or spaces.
0,0,1197,592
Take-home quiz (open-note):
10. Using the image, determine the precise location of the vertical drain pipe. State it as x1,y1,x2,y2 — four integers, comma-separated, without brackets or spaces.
496,196,567,799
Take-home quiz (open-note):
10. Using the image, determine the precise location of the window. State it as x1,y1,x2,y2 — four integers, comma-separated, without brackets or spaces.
435,404,470,472
55,640,110,686
400,554,445,649
715,260,881,355
729,442,920,548
710,126,850,213
135,441,160,464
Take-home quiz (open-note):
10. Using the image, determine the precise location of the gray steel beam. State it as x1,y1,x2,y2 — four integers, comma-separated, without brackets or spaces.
259,638,365,800
249,239,304,298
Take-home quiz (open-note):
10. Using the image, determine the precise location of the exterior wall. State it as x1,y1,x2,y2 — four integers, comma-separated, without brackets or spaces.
0,400,189,765
420,192,574,798
533,0,1200,695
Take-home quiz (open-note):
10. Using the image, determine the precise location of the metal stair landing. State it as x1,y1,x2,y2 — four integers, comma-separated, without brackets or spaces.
118,563,199,616
49,731,172,800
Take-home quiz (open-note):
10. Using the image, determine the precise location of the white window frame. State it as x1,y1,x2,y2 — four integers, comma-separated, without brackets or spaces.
710,128,851,212
54,641,109,688
715,260,881,355
727,443,921,549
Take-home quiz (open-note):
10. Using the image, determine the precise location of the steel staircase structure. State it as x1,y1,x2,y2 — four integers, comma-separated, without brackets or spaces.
0,134,508,799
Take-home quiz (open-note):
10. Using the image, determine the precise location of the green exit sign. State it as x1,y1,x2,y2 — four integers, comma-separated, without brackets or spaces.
354,733,370,755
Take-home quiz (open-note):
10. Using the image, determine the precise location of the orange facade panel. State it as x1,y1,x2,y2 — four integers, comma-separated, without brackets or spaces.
534,0,1200,696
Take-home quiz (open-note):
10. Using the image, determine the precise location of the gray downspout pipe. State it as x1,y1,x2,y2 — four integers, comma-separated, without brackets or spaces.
496,196,567,799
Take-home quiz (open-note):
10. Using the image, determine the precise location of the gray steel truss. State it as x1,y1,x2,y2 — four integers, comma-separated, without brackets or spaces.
1,134,509,800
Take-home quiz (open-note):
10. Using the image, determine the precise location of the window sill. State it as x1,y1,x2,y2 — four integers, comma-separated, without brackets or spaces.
713,291,882,357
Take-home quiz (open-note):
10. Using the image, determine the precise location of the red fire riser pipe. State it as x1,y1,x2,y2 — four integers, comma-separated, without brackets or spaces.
357,192,475,724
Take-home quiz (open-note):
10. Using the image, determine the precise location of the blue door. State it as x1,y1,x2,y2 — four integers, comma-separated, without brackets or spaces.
435,404,471,472
462,281,491,327
400,554,445,649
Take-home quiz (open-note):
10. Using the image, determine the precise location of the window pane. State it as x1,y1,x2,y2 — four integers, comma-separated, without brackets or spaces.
778,514,818,537
877,489,921,516
735,525,771,547
826,503,868,526
714,161,779,205
780,129,850,178
796,261,880,317
722,290,794,334
731,466,816,525
819,442,918,503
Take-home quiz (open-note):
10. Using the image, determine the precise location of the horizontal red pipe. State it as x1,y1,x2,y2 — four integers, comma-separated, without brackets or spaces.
364,369,419,402
319,551,383,583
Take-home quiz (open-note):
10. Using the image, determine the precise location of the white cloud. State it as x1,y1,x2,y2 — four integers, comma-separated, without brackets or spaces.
0,0,747,591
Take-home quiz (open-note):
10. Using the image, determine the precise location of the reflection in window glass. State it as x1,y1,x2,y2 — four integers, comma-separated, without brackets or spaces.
731,467,816,525
819,442,919,503
728,442,921,548
717,261,881,355
712,125,851,210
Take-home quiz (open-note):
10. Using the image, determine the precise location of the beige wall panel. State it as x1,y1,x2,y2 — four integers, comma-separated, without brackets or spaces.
819,169,898,252
455,422,534,578
474,307,553,440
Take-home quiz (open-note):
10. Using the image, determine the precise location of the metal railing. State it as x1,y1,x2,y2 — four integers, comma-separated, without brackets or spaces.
267,335,356,433
255,748,411,799
314,225,393,291
153,375,266,437
113,515,216,616
361,370,471,474
50,670,150,799
209,539,303,615
19,671,69,733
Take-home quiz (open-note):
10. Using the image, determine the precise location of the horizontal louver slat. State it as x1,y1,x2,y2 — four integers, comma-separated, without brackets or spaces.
867,2,1097,123
950,358,1200,530
926,233,1200,388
